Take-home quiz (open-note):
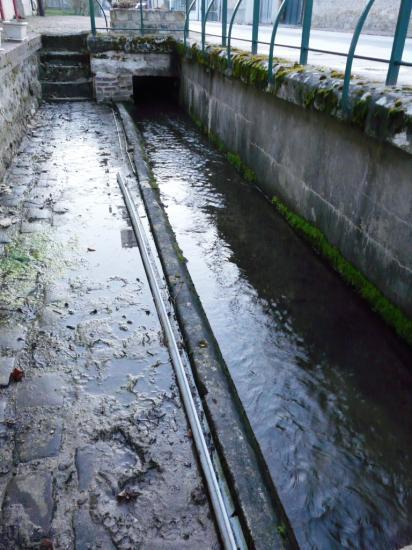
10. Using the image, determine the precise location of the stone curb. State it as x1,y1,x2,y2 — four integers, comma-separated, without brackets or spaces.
116,102,299,550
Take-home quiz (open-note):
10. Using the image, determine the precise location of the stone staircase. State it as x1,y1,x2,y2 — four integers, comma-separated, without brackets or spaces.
40,32,93,100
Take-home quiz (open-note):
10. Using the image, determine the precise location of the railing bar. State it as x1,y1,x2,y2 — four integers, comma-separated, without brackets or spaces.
300,0,313,65
227,0,245,65
341,0,376,113
268,0,288,84
386,0,412,85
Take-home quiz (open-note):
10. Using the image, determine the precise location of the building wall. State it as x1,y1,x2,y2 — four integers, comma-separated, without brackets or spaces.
1,0,32,19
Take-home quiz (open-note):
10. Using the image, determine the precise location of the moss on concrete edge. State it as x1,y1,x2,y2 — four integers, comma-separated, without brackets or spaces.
271,196,412,347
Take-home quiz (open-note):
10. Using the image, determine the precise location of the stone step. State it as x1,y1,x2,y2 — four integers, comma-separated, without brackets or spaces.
40,50,90,65
41,32,89,52
41,79,93,100
40,63,91,82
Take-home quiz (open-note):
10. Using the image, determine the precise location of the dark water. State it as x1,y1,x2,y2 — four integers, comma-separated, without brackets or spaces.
131,102,412,549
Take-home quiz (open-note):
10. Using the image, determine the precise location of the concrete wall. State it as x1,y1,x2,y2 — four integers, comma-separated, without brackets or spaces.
110,9,184,39
179,58,412,318
0,36,41,182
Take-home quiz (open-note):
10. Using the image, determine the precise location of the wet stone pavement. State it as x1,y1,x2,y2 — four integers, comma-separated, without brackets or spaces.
0,102,219,549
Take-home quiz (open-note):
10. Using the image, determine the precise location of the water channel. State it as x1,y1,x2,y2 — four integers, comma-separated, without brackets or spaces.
129,99,412,549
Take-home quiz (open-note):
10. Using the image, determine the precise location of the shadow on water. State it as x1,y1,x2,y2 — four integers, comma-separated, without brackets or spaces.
129,96,412,549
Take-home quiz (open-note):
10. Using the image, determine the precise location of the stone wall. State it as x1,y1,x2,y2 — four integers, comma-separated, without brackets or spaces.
88,34,178,102
312,0,412,36
0,37,42,182
179,47,412,320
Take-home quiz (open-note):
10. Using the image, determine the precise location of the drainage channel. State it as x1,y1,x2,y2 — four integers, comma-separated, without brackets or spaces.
125,100,412,549
113,110,246,550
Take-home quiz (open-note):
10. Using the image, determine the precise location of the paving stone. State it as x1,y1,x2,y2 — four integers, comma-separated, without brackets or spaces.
16,417,63,462
0,398,7,422
4,472,53,538
74,508,116,550
16,373,64,408
27,208,52,222
0,326,26,352
0,357,14,387
0,230,12,244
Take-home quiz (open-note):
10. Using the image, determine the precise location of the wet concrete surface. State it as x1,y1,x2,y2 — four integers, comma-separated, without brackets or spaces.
0,102,219,548
134,102,412,549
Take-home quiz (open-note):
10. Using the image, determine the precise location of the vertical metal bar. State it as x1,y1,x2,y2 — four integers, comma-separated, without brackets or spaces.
89,0,96,36
0,0,6,20
300,0,313,65
202,0,216,50
227,0,244,65
139,0,144,35
251,0,260,54
201,0,206,50
184,0,196,46
386,0,412,85
341,0,376,113
268,0,287,84
222,0,227,46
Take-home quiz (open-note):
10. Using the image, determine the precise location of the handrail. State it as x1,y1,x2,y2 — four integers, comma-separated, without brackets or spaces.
184,0,196,47
202,0,216,52
341,0,376,113
386,0,412,85
227,0,244,66
268,0,288,84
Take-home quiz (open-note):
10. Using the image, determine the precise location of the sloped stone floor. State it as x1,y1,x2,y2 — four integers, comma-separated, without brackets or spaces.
0,102,219,549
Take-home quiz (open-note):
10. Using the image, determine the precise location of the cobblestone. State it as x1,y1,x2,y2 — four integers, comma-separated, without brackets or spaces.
0,102,219,548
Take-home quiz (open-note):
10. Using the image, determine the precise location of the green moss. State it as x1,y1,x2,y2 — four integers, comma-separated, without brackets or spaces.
276,523,288,540
330,70,345,79
271,196,412,346
352,94,372,129
174,243,187,263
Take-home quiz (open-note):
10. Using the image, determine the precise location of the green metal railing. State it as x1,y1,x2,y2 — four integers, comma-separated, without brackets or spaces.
90,0,412,110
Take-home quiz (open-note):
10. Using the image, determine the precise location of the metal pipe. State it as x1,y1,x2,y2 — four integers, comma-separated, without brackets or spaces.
300,0,313,65
341,0,376,113
0,0,5,21
221,0,227,46
184,0,196,47
386,0,412,85
89,0,96,35
117,172,238,550
268,0,287,84
201,0,206,50
227,0,244,66
251,0,260,54
139,0,144,35
201,0,216,52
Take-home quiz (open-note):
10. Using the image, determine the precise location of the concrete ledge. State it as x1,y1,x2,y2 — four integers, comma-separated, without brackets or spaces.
117,102,298,550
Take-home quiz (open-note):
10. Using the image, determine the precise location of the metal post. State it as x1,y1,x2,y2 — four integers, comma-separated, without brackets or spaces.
201,0,206,50
184,0,196,47
386,0,412,85
341,0,376,113
202,0,216,50
222,0,227,46
300,0,313,65
89,0,96,36
227,0,244,65
251,0,260,54
268,0,287,84
139,0,144,35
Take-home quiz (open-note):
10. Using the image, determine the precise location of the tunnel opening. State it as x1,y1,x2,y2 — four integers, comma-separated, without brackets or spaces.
132,76,179,106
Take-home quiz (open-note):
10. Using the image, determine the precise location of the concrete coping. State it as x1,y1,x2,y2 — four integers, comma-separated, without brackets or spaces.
0,34,41,72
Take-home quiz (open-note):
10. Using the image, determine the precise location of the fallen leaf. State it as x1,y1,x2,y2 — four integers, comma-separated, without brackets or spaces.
116,489,140,503
10,368,24,382
87,247,96,252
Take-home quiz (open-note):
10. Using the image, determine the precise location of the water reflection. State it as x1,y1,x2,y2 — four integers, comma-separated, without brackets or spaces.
131,102,412,549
